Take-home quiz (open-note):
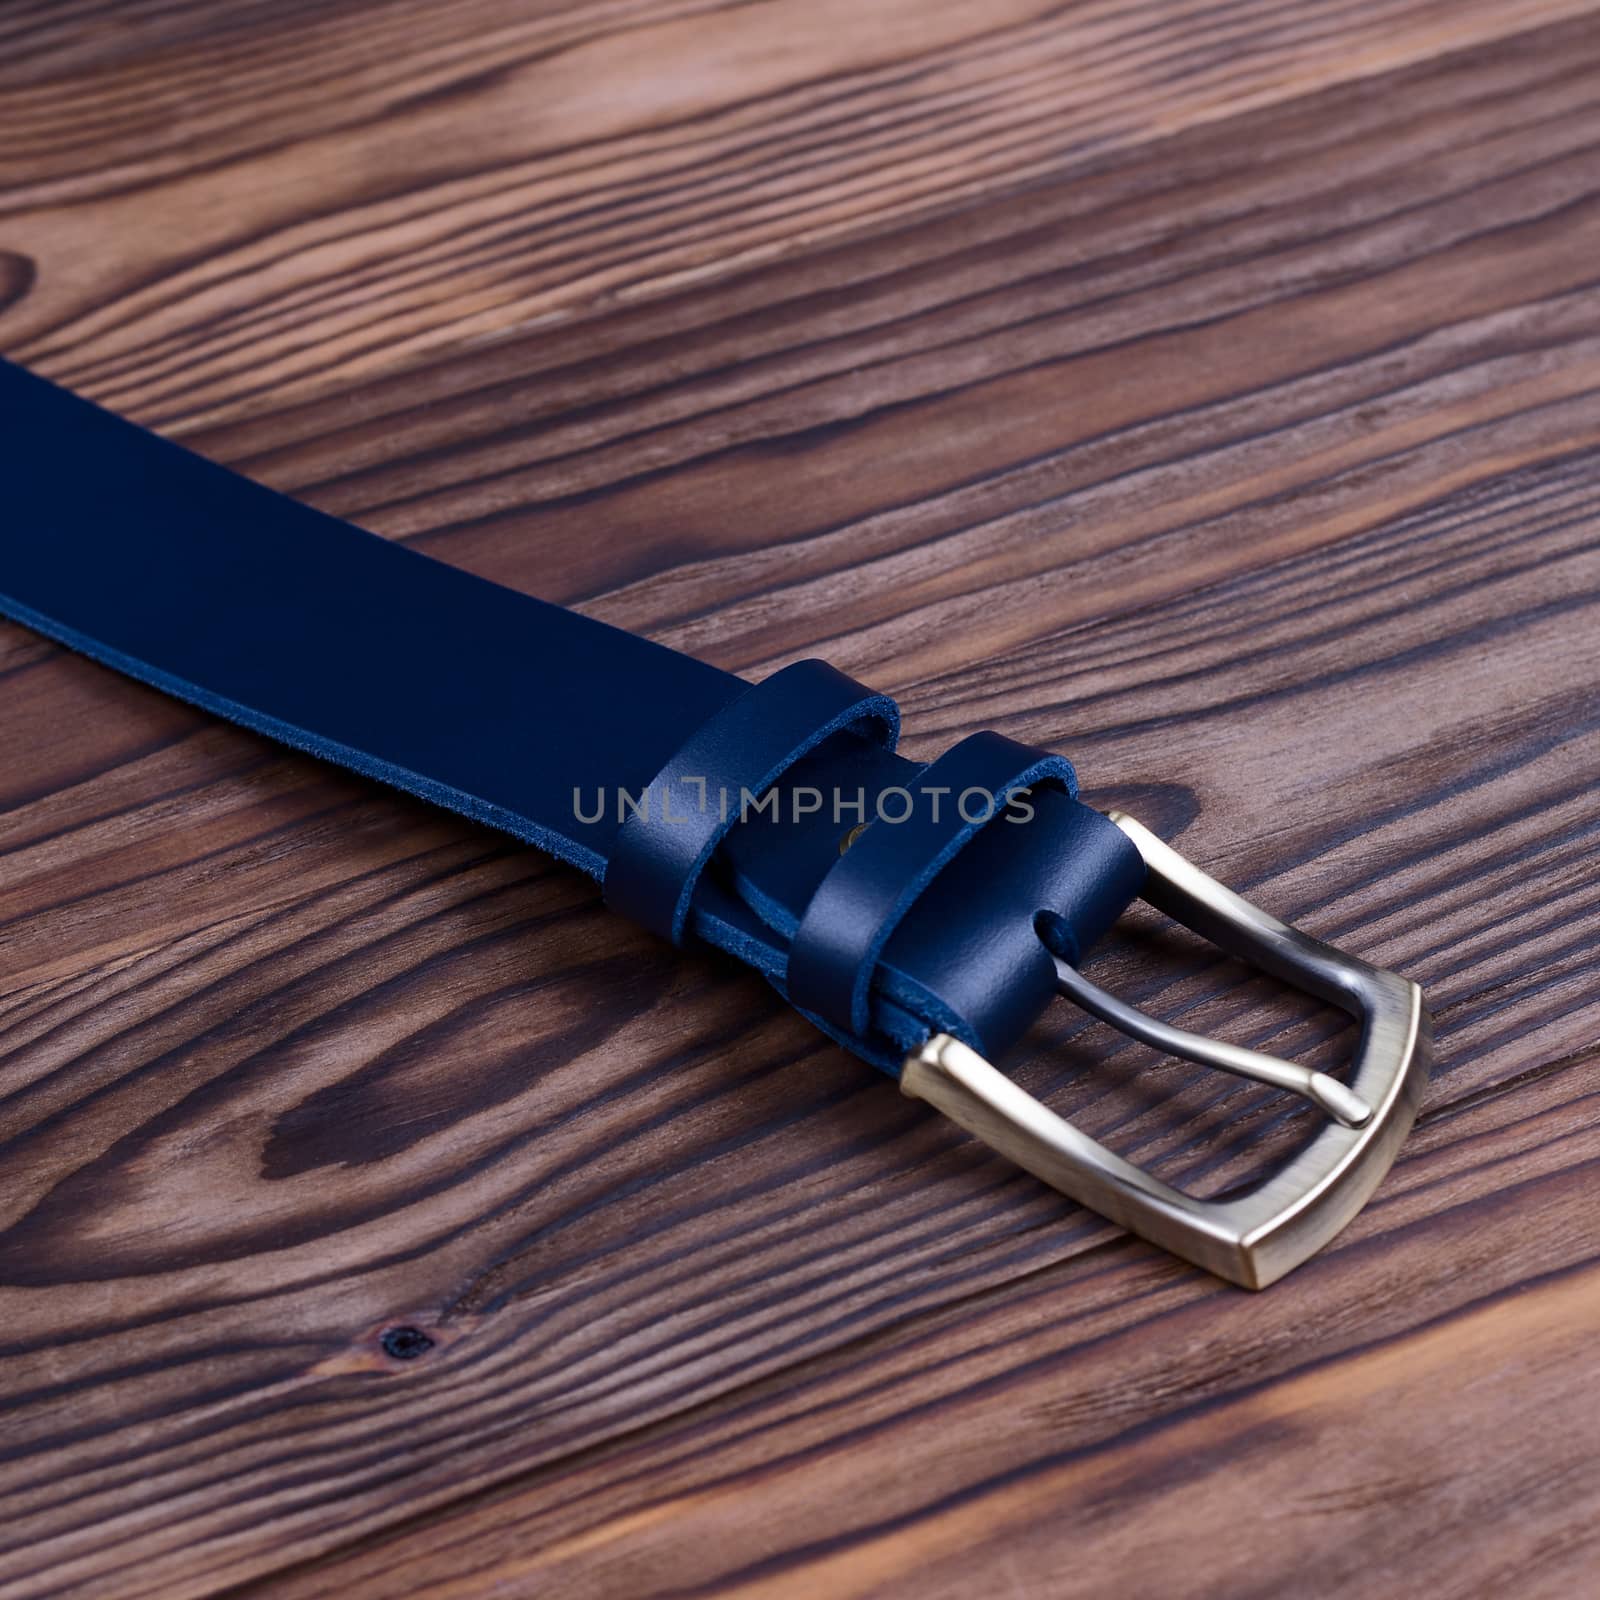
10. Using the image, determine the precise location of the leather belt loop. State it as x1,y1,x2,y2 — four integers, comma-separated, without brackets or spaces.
603,658,898,943
785,731,1075,1037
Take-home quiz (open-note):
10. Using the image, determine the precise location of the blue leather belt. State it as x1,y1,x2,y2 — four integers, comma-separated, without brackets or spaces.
0,358,1430,1288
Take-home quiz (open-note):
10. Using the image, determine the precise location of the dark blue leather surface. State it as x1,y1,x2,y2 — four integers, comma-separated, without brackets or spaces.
605,659,897,942
0,358,1144,1072
788,732,1073,1035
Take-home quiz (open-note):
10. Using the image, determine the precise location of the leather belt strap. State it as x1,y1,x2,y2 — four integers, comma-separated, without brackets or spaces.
0,358,1143,1072
0,358,1432,1290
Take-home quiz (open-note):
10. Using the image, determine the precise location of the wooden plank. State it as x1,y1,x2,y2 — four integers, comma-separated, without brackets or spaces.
194,9,1600,687
0,0,1590,429
0,9,1597,1599
11,449,1594,1598
241,1050,1600,1599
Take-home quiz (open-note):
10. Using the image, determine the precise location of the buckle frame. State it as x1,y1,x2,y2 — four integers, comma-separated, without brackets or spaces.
899,812,1430,1289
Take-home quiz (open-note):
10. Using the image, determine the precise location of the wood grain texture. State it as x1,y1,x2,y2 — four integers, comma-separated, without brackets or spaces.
2,0,1592,427
1,4,1598,1598
248,1052,1600,1600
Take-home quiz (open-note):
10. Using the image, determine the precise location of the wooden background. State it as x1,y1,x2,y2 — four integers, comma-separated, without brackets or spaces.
2,2,1598,1595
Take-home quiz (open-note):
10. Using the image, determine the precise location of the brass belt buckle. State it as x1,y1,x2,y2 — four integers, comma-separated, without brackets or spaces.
900,813,1430,1289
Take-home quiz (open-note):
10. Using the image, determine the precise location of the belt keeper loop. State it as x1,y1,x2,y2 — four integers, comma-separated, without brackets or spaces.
603,658,898,943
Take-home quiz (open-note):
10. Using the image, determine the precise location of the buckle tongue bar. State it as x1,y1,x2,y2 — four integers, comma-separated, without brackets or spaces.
899,812,1430,1289
1051,958,1374,1127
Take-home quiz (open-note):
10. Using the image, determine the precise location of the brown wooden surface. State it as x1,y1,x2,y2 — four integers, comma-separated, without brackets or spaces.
2,4,1599,1596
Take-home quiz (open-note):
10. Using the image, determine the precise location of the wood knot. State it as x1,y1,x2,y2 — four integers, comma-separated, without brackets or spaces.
379,1325,435,1362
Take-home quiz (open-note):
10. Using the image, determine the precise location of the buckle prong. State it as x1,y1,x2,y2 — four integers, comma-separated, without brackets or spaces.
1051,958,1373,1127
899,811,1430,1289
